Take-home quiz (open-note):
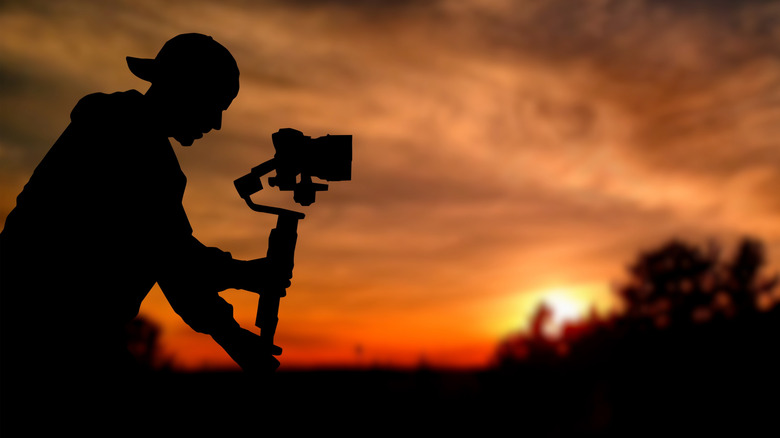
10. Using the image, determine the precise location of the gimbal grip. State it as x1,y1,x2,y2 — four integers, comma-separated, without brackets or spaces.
256,214,300,356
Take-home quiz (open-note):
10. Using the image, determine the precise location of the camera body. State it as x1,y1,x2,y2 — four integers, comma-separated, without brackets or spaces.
234,128,352,207
269,128,352,206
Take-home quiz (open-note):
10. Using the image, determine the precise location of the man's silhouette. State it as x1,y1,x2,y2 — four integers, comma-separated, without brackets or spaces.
0,34,284,413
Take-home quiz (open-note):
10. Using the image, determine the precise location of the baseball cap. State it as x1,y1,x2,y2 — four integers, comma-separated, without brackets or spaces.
126,33,239,94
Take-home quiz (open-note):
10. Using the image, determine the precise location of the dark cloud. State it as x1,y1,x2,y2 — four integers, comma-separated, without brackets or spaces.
266,0,433,12
459,0,780,68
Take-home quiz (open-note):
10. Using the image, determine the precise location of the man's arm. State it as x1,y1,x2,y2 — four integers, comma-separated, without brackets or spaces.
158,236,286,371
157,242,237,334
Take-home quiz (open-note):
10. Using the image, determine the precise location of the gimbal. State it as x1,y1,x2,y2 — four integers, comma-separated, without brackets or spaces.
234,128,351,370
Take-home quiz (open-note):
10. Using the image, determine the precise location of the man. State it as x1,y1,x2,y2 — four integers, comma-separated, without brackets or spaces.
0,34,285,407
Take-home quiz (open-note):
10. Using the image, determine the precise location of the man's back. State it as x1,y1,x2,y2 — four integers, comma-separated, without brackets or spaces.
2,90,191,326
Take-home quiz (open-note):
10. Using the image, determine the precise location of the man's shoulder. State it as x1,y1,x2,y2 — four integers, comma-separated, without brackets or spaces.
70,90,144,124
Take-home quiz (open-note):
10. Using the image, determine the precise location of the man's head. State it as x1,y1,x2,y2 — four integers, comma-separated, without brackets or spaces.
127,33,239,146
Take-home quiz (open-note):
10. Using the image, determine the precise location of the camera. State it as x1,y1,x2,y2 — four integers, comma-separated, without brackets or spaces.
234,128,352,207
269,128,352,206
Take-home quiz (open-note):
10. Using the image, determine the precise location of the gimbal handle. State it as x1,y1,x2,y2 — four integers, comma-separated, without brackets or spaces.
256,211,301,360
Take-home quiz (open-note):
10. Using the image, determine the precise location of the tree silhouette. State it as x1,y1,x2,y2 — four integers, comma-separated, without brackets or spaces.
491,236,780,436
618,237,777,329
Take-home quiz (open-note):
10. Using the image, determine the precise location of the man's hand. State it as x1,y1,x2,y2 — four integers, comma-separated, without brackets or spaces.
231,257,293,293
212,327,281,373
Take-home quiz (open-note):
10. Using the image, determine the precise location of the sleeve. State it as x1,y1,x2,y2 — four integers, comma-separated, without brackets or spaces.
158,235,242,335
145,164,243,335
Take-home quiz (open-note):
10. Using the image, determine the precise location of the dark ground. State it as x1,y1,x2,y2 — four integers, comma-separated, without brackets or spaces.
61,363,778,437
2,362,778,436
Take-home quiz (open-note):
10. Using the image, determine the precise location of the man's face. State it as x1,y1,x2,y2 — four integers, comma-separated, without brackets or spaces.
156,78,238,146
170,90,235,147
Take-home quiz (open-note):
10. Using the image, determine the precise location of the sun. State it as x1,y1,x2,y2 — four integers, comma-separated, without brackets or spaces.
491,282,617,341
538,288,591,338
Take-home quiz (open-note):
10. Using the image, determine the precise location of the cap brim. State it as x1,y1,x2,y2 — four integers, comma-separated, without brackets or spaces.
126,56,156,82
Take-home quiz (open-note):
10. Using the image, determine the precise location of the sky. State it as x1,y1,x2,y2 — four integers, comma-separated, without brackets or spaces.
3,0,780,370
